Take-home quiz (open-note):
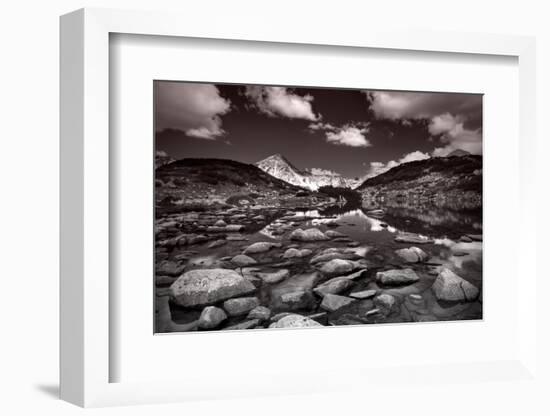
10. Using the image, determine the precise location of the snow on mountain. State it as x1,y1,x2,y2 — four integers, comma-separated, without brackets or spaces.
255,154,358,190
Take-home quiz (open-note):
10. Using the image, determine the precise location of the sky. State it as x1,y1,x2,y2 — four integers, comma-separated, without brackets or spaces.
155,81,482,179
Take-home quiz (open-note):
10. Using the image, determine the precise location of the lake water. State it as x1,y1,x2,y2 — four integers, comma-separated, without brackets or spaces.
157,201,483,332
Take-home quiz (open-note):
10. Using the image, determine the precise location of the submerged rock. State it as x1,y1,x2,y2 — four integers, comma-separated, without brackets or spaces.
170,268,256,307
269,314,323,328
156,260,185,277
198,306,227,329
395,247,428,263
273,290,315,311
290,228,330,242
431,268,479,302
376,268,420,285
255,269,289,284
313,277,354,297
395,233,434,244
349,289,377,299
231,254,257,266
374,293,397,313
320,293,356,312
247,306,271,321
325,230,347,239
243,241,281,254
223,296,260,316
207,239,227,249
282,248,312,258
318,259,361,278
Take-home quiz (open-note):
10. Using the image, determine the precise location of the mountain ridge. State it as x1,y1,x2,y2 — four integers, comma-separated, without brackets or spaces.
255,154,358,190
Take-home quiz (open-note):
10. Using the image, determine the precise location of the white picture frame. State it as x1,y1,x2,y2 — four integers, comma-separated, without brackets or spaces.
60,7,538,408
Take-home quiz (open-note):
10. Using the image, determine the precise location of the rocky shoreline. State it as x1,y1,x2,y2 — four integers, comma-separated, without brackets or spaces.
155,204,482,333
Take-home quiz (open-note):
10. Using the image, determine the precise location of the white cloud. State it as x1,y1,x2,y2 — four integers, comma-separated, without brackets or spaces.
366,91,481,121
326,125,371,147
428,113,482,156
309,122,371,148
245,86,320,121
366,150,430,178
155,82,231,139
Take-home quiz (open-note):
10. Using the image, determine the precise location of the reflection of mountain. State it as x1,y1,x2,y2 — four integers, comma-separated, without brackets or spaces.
357,154,482,209
377,204,482,239
256,154,358,191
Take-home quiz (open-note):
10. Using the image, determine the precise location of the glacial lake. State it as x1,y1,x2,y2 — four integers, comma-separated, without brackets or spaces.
156,201,483,332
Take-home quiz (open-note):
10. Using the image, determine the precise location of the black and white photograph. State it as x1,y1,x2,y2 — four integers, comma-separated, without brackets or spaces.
154,81,483,333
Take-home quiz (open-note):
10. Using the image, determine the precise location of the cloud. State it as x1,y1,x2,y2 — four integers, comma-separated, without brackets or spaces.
428,113,482,156
365,91,482,156
155,82,231,139
309,122,371,148
326,126,371,147
244,86,320,121
366,150,430,178
366,91,482,124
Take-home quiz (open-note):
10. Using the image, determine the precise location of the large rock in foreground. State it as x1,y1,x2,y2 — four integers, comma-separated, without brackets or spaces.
432,268,479,302
198,306,227,329
320,294,356,312
269,314,323,329
170,268,256,307
290,228,330,242
223,296,260,316
376,268,420,285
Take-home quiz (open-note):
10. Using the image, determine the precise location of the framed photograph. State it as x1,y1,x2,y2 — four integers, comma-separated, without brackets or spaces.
60,7,538,408
153,80,483,335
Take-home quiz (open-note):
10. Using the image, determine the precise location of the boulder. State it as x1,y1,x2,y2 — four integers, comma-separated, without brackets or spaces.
431,268,479,302
231,254,257,266
313,277,354,297
395,233,434,244
320,294,356,312
376,268,420,285
290,228,330,242
198,306,227,329
349,289,377,299
273,290,315,311
344,269,368,280
170,268,256,307
269,314,323,328
247,306,271,321
395,247,428,263
214,219,227,227
325,230,347,239
374,293,397,313
318,259,360,278
223,296,260,316
243,241,281,254
255,269,289,284
282,248,312,258
310,251,357,264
